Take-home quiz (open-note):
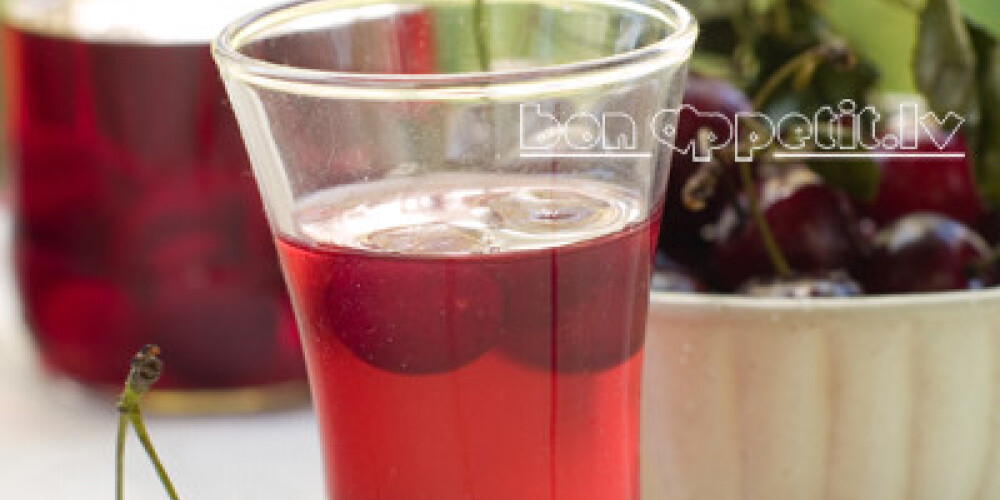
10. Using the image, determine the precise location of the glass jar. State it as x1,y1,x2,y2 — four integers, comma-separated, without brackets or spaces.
2,0,307,412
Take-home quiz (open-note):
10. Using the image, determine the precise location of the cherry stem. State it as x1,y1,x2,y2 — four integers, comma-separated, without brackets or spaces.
473,0,490,72
130,412,180,500
116,345,180,500
683,160,722,211
752,43,831,111
116,415,127,500
683,128,726,211
695,120,792,278
738,161,793,278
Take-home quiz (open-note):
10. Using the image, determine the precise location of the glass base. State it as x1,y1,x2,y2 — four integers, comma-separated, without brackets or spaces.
140,381,311,415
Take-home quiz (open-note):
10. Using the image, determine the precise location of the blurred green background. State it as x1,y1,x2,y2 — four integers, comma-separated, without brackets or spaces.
825,0,919,92
679,0,922,92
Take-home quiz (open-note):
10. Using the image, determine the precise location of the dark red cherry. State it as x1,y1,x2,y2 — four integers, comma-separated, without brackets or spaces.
659,74,751,270
672,74,753,151
279,239,504,375
862,213,990,294
499,230,652,373
867,124,982,227
113,171,274,284
13,137,128,252
712,167,863,290
330,261,502,374
15,243,139,386
738,271,863,298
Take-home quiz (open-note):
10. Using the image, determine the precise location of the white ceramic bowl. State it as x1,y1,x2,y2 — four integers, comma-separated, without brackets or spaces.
642,288,1000,500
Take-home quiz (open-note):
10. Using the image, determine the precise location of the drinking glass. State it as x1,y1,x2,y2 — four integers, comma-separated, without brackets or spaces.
213,1,695,498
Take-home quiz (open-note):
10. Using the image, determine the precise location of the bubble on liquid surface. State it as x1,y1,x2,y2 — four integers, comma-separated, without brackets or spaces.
293,172,643,254
489,187,619,234
360,222,492,254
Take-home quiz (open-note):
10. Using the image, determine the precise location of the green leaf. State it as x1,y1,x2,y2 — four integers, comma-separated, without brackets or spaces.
958,0,1000,40
810,160,882,203
914,0,979,120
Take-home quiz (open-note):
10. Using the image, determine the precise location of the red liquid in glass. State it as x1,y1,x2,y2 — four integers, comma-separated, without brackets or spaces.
276,178,658,500
5,26,304,388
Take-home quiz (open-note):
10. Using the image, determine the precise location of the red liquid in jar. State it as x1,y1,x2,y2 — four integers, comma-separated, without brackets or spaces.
5,25,304,388
276,174,658,500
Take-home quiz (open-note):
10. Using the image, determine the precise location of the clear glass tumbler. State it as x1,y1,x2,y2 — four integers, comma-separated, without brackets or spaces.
213,1,695,498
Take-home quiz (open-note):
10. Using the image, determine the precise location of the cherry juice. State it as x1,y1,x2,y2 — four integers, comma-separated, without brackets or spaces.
4,25,304,389
276,174,658,500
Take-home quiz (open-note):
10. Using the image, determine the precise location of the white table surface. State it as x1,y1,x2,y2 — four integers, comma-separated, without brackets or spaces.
0,210,326,500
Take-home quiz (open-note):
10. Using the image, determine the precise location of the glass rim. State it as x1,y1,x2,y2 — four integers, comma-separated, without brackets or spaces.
211,0,697,98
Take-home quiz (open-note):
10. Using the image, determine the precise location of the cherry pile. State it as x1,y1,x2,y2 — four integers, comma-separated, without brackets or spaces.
654,75,997,297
